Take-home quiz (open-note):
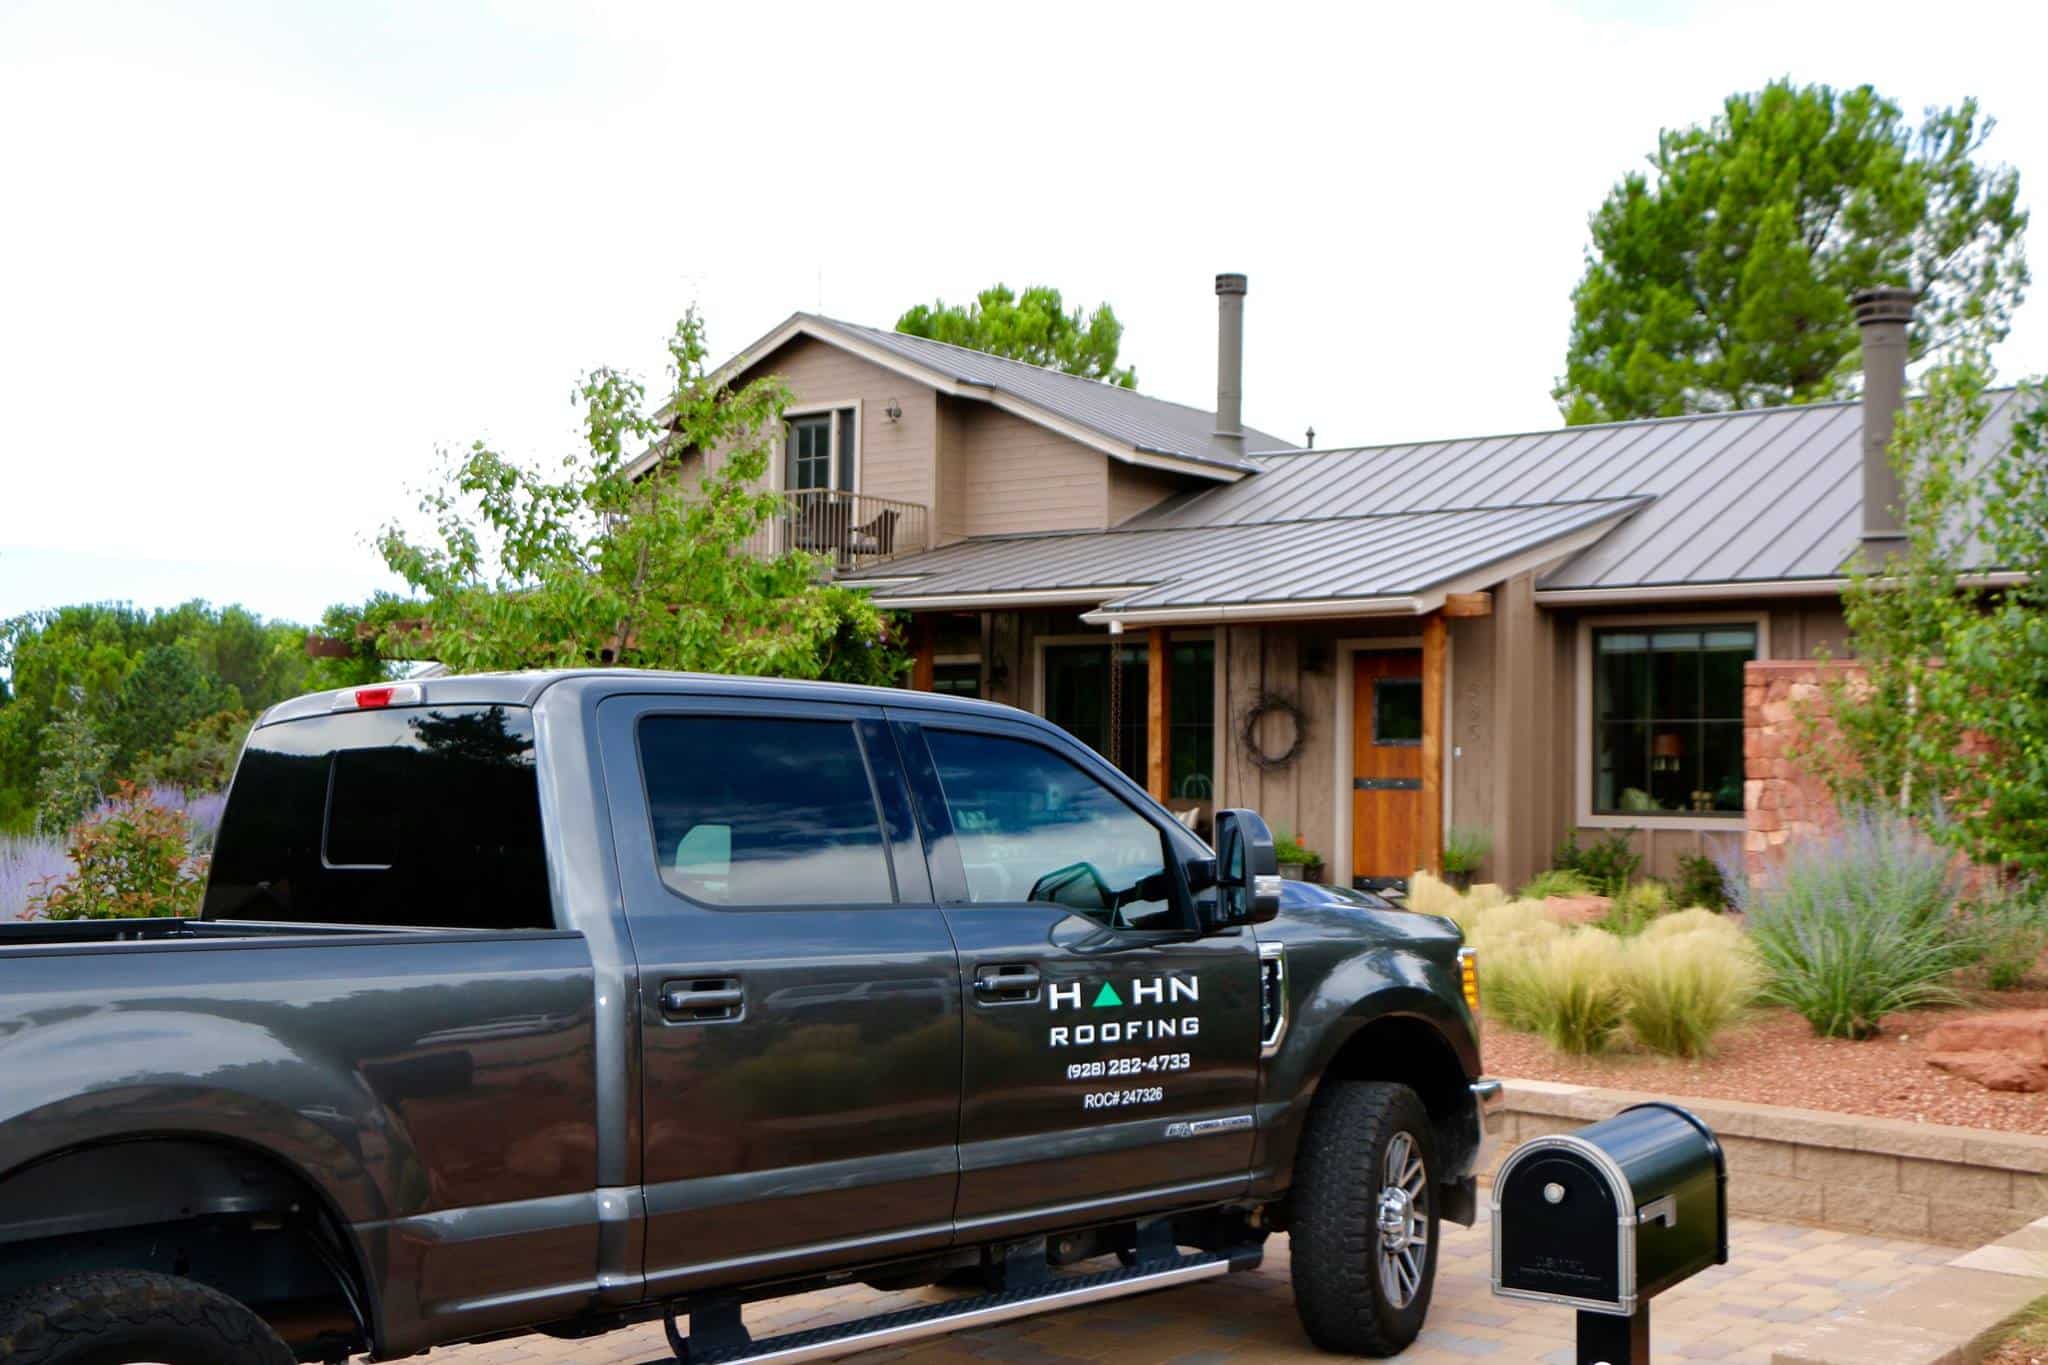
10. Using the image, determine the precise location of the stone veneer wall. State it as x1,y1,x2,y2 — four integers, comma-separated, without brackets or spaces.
1742,660,1861,884
1493,1080,2048,1247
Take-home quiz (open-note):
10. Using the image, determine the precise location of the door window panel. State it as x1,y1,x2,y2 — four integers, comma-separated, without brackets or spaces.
639,715,895,905
1372,677,1423,745
787,415,832,491
923,728,1173,928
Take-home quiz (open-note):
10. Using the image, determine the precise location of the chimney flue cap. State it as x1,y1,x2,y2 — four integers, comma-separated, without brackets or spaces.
1215,272,1247,296
1851,285,1918,327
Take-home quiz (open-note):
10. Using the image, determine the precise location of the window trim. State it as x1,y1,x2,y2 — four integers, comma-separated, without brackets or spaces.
1574,611,1769,831
779,400,862,493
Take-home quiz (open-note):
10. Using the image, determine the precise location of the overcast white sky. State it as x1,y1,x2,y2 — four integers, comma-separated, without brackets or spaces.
3,0,2045,626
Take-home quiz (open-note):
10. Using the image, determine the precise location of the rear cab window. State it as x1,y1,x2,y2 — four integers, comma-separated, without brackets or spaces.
203,704,553,930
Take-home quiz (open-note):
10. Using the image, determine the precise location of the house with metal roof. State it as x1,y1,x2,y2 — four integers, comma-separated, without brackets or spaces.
676,278,2016,888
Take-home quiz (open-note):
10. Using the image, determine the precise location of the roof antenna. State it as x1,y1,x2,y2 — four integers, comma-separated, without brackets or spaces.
1306,425,1315,449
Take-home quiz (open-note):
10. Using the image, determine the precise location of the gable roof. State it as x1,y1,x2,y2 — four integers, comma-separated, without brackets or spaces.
849,389,2026,622
621,312,1297,482
812,316,1298,470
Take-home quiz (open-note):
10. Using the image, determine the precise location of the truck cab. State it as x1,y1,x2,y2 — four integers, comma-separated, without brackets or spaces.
0,671,1499,1364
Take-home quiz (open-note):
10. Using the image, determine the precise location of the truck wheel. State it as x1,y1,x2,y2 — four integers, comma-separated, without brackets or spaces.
1290,1081,1439,1356
0,1270,295,1365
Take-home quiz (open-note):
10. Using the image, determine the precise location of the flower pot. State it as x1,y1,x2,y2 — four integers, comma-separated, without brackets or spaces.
1444,870,1473,893
1279,861,1307,881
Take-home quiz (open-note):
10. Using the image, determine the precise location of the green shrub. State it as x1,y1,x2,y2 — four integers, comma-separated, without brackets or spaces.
27,784,206,921
1675,853,1731,912
1518,868,1596,900
1958,882,2048,990
1641,906,1746,945
134,709,251,793
1441,826,1493,876
1521,928,1628,1055
1273,829,1321,870
1735,808,1971,1038
34,706,112,836
1555,829,1643,896
1468,901,1564,1031
1600,880,1671,936
1623,932,1760,1057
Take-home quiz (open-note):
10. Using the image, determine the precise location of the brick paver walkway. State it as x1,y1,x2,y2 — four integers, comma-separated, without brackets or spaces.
405,1210,1953,1364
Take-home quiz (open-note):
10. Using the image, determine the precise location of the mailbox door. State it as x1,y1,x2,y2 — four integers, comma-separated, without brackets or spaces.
1494,1145,1627,1312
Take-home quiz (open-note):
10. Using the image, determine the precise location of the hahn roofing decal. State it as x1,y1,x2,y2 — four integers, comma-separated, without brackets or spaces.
1047,974,1200,1048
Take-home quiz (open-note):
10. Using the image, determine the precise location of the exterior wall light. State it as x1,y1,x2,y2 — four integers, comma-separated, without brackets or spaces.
884,399,903,422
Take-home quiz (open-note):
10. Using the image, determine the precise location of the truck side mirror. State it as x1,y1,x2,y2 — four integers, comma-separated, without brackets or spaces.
1209,808,1282,929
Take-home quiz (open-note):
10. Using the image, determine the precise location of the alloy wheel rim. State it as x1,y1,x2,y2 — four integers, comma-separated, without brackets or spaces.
1375,1130,1429,1308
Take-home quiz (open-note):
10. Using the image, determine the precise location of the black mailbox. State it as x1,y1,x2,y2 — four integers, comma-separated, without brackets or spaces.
1493,1102,1726,1318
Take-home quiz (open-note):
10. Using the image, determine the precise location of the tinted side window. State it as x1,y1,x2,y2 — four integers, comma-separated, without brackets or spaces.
922,728,1173,928
639,715,895,906
204,705,552,930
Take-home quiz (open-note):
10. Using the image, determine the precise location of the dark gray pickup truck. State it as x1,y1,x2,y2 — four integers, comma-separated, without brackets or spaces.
0,671,1499,1364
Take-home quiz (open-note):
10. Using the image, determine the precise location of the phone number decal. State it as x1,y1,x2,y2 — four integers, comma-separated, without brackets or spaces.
1082,1087,1165,1110
1066,1054,1191,1081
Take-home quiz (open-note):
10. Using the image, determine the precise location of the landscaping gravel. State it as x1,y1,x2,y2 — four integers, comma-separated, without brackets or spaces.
1484,991,2048,1135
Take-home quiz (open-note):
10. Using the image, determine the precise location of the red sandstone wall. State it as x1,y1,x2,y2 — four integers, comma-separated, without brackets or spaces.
1743,660,1862,882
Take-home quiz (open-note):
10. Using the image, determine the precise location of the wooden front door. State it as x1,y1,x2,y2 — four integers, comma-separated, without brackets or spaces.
1352,650,1425,887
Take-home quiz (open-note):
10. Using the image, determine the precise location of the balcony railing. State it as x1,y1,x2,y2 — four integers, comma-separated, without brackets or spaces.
744,490,930,573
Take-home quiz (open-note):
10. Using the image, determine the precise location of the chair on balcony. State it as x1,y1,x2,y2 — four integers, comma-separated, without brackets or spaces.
845,508,899,561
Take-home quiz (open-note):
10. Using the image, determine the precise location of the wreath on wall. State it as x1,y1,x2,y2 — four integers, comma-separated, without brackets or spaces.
1240,691,1307,771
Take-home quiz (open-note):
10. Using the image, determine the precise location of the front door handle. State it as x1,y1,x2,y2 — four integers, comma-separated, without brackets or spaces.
661,977,744,1023
973,964,1042,1001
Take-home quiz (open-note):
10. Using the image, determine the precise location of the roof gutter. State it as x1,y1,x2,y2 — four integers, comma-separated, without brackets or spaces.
1081,594,1433,628
866,585,1155,611
1534,571,2030,606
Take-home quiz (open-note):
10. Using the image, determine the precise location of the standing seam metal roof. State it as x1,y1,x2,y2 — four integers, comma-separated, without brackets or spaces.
848,391,2022,612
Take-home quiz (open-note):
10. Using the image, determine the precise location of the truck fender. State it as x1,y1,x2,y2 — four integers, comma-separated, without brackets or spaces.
1252,958,1480,1197
0,1007,426,1231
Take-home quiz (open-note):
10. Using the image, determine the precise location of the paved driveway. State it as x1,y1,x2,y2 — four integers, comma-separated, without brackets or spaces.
414,1211,1951,1365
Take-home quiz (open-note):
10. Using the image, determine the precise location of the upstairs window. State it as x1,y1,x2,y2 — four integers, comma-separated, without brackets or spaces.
785,408,857,492
1592,625,1757,816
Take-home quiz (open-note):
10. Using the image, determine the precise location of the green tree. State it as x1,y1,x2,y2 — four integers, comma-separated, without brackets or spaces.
34,702,113,834
1556,81,2028,424
1797,349,2048,876
896,284,1137,387
367,309,907,686
105,645,233,771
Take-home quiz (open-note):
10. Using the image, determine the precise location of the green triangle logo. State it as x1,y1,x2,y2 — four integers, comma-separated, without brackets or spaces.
1093,982,1124,1009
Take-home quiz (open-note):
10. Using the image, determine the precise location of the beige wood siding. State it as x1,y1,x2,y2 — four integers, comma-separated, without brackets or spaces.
1107,462,1194,525
946,404,1110,537
724,336,939,520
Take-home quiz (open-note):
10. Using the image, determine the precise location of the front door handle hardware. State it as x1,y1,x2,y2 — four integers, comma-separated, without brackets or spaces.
1353,777,1423,791
973,964,1042,1001
661,977,744,1023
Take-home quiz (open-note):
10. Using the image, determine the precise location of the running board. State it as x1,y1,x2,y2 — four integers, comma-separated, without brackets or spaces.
647,1249,1259,1365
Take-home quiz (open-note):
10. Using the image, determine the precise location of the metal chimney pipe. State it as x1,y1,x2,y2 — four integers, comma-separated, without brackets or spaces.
1213,273,1246,449
1852,285,1917,561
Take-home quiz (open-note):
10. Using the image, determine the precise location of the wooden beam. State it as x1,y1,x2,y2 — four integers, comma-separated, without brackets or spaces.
1442,591,1493,619
1420,610,1447,876
1147,628,1172,803
910,616,935,691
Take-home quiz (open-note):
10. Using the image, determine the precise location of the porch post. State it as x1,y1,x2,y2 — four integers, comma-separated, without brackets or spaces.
1420,610,1447,876
910,616,935,691
1147,628,1172,802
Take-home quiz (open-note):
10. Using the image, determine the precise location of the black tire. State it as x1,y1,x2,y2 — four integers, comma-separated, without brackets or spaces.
1289,1081,1441,1357
0,1270,295,1365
